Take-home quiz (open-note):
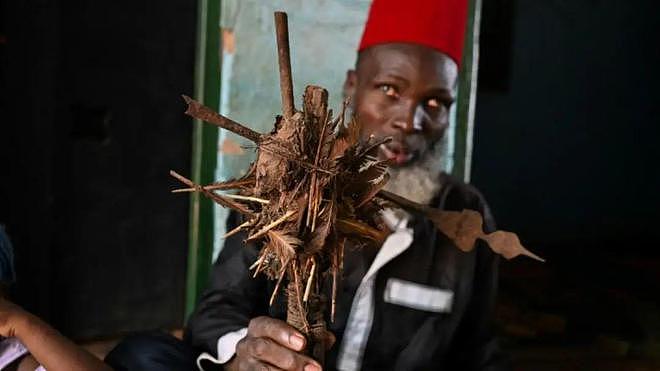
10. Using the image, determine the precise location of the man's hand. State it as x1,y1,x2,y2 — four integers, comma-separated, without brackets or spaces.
225,316,322,371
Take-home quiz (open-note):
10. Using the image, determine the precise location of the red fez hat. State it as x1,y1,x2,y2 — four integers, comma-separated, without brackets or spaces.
358,0,468,66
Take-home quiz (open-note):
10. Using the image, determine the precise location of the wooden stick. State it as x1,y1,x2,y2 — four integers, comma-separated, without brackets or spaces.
223,220,252,239
274,12,295,119
304,86,330,230
253,260,264,278
223,194,270,204
303,259,316,303
172,178,254,193
291,262,310,333
311,190,322,232
339,237,345,271
336,218,388,243
331,264,337,322
249,255,265,271
253,252,267,278
306,180,314,228
270,258,290,306
170,170,253,215
377,189,429,214
247,210,296,241
182,95,264,143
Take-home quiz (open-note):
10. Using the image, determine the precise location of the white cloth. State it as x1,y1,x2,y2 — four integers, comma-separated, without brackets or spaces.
196,327,248,370
0,337,47,371
0,337,29,369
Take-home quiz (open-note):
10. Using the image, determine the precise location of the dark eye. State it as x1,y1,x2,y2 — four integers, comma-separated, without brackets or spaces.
378,84,398,98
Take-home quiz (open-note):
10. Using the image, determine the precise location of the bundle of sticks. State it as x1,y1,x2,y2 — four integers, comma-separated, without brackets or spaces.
171,11,543,364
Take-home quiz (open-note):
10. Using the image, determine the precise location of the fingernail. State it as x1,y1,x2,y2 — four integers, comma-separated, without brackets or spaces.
304,364,321,371
289,334,305,350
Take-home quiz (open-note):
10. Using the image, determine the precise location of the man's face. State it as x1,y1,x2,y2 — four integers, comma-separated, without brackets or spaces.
344,43,458,167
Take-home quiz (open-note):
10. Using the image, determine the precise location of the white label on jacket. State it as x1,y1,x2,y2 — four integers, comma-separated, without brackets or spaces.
384,278,454,313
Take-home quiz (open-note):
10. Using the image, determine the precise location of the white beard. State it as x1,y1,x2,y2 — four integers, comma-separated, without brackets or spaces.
382,136,446,206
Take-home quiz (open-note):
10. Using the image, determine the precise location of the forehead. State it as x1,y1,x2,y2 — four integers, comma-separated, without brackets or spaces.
356,43,458,90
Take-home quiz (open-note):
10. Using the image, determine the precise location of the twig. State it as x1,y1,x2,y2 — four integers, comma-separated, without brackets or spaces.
171,178,254,193
303,258,316,303
170,170,253,215
357,136,392,159
247,210,297,241
253,253,266,278
331,264,337,322
223,220,253,239
249,255,265,271
291,262,310,333
259,145,335,175
223,194,270,204
270,258,290,306
377,189,429,214
356,173,390,208
336,218,388,243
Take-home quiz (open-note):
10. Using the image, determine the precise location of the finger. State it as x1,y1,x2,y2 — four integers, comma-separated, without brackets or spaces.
325,331,336,350
244,337,321,371
242,358,284,371
248,317,306,351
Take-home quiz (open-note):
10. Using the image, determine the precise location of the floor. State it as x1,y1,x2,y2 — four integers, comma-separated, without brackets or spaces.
498,253,660,370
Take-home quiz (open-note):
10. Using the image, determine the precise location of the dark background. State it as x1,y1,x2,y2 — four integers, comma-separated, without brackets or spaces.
1,0,660,368
473,0,660,368
0,0,196,339
476,0,660,262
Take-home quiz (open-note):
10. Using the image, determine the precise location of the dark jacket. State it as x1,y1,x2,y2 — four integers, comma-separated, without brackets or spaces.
185,173,509,370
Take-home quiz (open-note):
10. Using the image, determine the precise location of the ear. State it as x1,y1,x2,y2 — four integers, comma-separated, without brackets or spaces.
342,69,357,102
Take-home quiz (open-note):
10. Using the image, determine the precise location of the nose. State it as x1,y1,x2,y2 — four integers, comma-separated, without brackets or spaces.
391,102,426,134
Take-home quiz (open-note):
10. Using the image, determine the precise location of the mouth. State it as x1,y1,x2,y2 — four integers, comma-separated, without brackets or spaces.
379,142,415,166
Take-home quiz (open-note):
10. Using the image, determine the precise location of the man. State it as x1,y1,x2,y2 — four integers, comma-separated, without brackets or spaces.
107,0,508,369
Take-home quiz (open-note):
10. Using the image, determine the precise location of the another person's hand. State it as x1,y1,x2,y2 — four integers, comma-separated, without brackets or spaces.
1,297,113,371
225,316,322,371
